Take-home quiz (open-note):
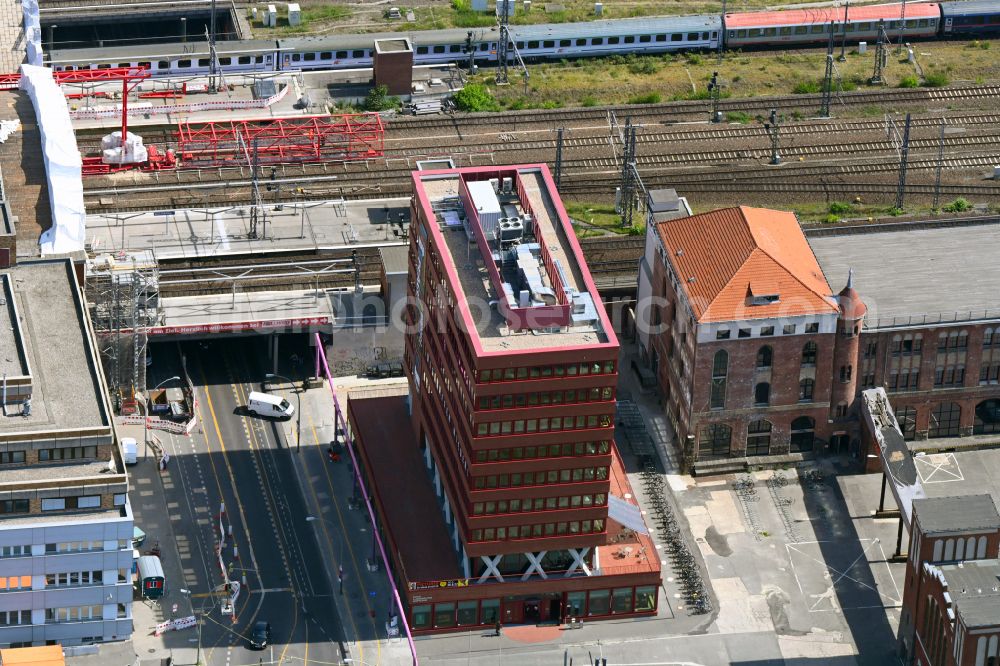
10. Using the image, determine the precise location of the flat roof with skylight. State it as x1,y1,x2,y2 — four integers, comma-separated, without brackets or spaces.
412,165,615,354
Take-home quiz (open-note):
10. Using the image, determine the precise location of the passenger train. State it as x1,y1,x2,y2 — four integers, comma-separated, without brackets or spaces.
46,0,1000,76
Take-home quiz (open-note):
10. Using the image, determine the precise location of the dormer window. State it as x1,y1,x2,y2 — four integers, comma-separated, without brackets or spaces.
748,279,779,306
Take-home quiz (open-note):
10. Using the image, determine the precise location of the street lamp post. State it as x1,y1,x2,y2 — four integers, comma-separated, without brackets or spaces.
139,376,180,459
180,588,204,666
306,515,345,593
265,373,302,452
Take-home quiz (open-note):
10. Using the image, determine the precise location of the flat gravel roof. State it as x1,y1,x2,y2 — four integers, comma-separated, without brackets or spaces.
0,260,110,434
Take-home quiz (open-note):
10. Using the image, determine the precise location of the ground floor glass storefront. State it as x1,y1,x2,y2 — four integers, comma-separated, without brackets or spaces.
409,584,658,631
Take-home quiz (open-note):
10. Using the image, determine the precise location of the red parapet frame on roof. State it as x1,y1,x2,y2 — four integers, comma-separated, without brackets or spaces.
174,114,385,168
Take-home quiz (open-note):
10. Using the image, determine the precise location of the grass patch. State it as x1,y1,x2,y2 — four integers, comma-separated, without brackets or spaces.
628,92,662,104
792,80,822,94
475,38,1000,111
923,72,949,87
725,111,752,123
564,203,636,235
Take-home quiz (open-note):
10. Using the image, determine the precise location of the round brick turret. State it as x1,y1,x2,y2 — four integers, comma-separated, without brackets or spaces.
831,269,866,421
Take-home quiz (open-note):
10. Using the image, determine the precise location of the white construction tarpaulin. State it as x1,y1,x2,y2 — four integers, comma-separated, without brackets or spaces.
21,0,43,66
20,65,86,254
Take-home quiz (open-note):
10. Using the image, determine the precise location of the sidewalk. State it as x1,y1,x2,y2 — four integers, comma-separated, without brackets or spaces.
122,422,203,666
269,375,412,665
67,423,201,666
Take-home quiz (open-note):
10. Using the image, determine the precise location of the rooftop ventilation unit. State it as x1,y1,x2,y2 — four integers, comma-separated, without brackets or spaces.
501,177,513,194
489,178,500,193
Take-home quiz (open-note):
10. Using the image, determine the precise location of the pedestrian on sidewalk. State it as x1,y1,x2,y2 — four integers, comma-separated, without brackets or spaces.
494,619,502,637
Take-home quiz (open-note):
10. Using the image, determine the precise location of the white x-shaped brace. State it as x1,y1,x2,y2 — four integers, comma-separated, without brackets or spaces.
564,548,592,577
522,551,548,581
478,555,504,583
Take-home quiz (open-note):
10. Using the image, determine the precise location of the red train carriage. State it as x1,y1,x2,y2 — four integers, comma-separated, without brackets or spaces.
726,2,940,48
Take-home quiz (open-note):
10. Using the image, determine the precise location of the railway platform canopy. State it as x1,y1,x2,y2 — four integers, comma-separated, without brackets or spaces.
67,73,302,133
84,197,411,260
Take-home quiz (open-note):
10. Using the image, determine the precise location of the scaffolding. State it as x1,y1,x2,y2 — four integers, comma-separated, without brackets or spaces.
86,252,161,413
175,114,385,168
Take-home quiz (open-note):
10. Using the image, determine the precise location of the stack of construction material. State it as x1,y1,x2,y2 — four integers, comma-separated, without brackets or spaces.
101,131,148,165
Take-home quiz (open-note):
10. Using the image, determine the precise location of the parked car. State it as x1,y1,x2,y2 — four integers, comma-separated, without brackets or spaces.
249,620,271,649
132,526,146,548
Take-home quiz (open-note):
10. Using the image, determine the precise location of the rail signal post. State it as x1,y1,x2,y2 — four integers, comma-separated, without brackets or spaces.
764,109,781,165
708,72,722,123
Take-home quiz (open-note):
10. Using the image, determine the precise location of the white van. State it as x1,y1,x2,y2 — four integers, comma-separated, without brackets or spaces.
121,437,138,465
247,391,295,419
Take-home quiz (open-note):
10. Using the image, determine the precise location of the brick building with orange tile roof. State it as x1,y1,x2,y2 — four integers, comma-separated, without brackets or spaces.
636,204,1000,474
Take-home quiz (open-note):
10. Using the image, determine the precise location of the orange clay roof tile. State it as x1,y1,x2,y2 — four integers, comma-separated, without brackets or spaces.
656,206,838,323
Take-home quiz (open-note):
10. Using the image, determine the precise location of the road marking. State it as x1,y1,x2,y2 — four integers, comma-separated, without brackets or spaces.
198,357,268,656
223,352,304,666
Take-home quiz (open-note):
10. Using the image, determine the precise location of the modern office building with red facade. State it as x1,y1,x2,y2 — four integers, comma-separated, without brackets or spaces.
346,164,660,635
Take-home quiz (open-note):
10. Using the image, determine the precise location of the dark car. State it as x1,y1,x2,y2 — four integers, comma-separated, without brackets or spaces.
249,620,271,650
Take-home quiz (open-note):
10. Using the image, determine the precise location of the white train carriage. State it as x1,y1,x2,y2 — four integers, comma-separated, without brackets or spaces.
506,14,721,60
48,40,281,75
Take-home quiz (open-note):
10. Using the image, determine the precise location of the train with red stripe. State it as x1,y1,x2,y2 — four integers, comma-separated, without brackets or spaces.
47,1,1000,76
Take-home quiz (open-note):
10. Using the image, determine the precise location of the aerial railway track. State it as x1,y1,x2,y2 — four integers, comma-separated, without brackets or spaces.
84,146,1000,213
80,109,1000,212
386,85,1000,132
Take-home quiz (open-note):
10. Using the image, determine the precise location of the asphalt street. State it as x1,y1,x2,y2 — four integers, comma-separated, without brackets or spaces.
150,338,346,666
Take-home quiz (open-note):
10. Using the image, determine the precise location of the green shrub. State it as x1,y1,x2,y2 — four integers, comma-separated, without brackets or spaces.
628,57,660,75
898,75,920,88
792,80,821,94
581,95,599,107
627,92,662,104
540,100,562,109
685,53,702,65
822,214,840,224
943,197,972,213
725,111,751,123
888,207,904,216
829,201,852,215
363,85,398,111
507,98,528,110
452,83,501,112
923,72,949,87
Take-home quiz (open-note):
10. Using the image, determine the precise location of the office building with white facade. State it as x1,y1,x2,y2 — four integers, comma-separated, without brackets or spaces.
0,259,133,647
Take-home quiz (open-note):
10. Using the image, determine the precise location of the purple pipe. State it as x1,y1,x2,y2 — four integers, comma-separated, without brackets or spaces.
314,333,419,665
